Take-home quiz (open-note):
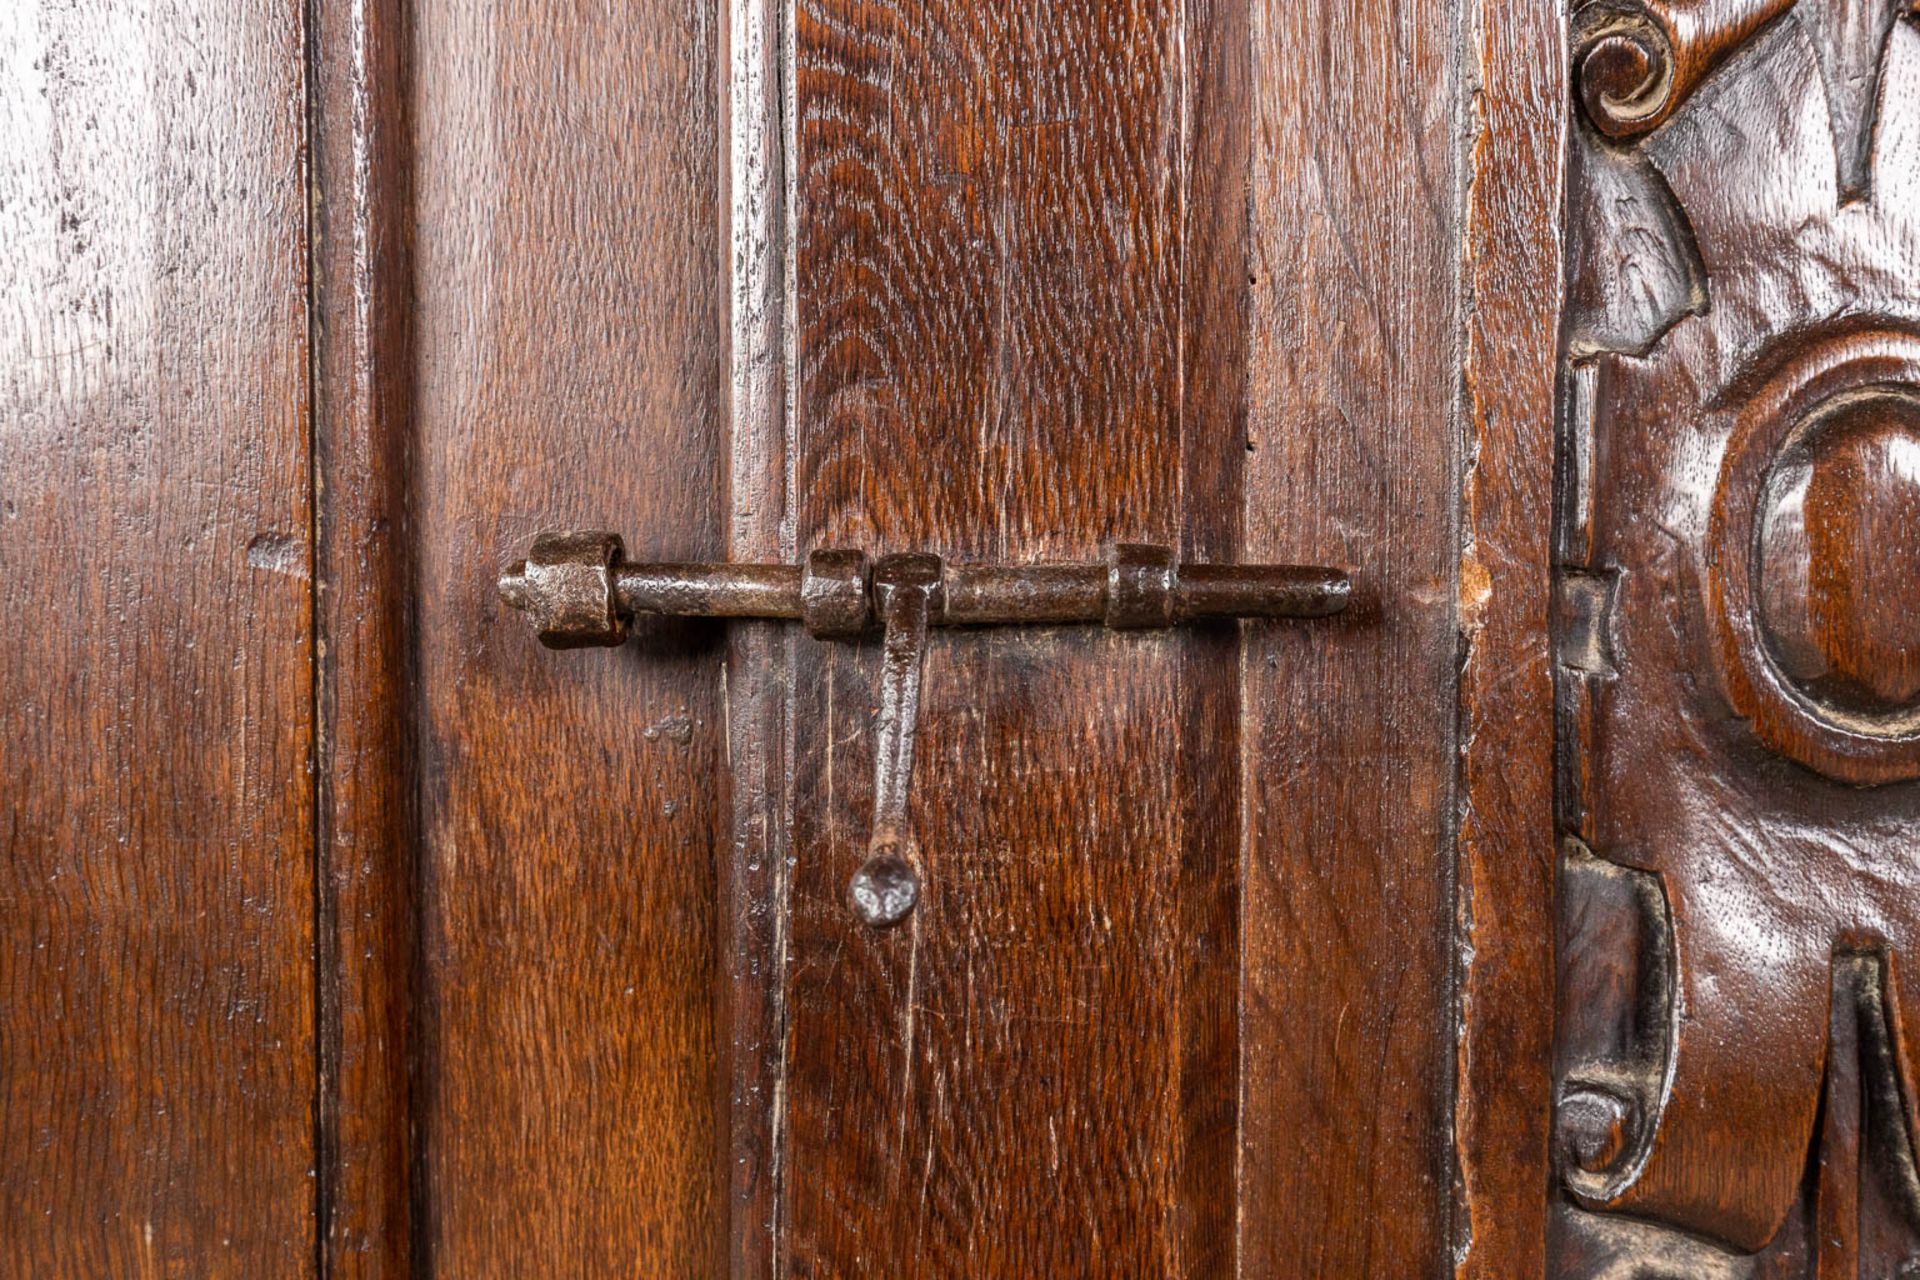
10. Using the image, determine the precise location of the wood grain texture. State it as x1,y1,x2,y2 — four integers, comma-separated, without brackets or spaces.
1453,0,1567,1272
0,2,316,1273
408,3,726,1271
1239,0,1461,1272
781,0,1242,1270
308,0,415,1271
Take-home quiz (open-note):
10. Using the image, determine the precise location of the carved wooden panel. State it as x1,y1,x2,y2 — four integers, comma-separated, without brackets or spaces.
1555,0,1920,1273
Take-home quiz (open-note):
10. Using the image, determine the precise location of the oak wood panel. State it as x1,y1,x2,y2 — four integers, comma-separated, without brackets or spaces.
408,4,726,1271
781,0,1242,1270
1240,1,1463,1272
1453,0,1567,1272
0,2,316,1273
309,0,415,1271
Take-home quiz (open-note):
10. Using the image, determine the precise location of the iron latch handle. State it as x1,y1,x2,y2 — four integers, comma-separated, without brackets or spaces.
498,533,1350,926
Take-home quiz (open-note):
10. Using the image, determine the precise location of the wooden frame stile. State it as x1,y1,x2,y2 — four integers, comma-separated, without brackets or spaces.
307,0,418,1274
719,0,796,1269
1243,0,1476,1270
1453,0,1568,1274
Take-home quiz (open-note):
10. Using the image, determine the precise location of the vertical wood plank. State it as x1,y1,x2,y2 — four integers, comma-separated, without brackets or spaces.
409,4,727,1271
1240,1,1462,1272
309,0,416,1271
0,2,316,1273
1176,0,1251,1269
1454,0,1565,1271
719,0,794,1272
782,0,1242,1271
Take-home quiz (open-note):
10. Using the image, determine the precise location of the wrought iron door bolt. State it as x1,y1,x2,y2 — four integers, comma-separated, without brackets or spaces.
499,533,1351,927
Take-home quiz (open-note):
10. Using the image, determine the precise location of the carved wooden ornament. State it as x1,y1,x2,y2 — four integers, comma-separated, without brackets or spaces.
1556,0,1920,1270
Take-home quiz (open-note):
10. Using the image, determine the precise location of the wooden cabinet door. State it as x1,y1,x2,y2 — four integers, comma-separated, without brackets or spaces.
4,0,1915,1276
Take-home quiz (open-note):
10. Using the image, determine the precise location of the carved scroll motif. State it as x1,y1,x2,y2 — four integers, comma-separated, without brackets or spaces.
1555,0,1920,1273
1574,0,1912,193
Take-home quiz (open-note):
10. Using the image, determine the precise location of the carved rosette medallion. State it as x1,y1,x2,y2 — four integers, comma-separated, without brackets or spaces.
1555,0,1920,1273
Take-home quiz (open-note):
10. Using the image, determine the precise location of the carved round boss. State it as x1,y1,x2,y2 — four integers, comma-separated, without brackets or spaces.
1758,389,1920,716
1707,333,1920,784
